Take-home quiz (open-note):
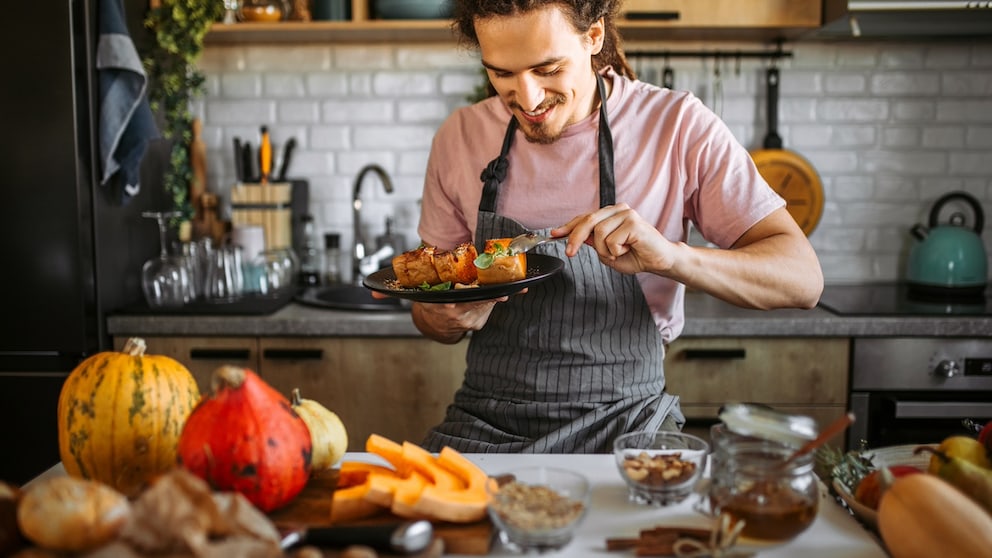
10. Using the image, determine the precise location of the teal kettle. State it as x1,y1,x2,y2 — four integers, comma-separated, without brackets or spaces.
907,191,988,296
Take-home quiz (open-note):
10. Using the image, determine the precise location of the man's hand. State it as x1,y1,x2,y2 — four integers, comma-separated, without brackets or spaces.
411,297,509,344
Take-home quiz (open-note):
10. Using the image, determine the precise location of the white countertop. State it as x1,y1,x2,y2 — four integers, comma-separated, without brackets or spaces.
32,454,887,557
353,452,887,558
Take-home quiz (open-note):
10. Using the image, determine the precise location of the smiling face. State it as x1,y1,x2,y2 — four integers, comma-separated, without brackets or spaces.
474,5,606,145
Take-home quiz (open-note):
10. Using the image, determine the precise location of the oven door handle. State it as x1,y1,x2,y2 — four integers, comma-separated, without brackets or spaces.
894,401,992,419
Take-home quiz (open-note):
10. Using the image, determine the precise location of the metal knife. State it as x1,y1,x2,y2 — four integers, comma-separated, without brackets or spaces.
280,520,433,554
233,137,244,183
276,137,297,182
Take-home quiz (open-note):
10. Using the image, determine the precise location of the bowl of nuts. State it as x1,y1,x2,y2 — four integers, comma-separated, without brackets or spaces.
486,467,591,553
614,431,710,506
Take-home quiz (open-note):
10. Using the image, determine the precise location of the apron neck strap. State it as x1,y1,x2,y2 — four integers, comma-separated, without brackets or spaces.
479,73,614,213
595,73,615,207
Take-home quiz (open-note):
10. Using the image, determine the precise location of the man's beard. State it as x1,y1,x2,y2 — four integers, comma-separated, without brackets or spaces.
513,94,567,145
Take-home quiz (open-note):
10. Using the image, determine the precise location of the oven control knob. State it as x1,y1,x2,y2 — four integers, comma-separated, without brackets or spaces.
933,359,961,378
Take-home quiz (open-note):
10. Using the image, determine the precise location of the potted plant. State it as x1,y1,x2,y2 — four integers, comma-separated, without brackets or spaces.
143,0,225,221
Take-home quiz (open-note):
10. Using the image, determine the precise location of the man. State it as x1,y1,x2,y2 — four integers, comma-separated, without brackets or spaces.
411,0,823,453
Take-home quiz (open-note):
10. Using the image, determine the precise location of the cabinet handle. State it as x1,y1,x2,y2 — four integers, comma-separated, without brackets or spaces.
189,348,252,360
262,348,324,361
625,11,680,21
682,348,747,360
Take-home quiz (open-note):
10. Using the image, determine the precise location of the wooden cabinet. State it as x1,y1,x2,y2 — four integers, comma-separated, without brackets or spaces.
664,337,850,449
205,0,822,44
116,335,468,452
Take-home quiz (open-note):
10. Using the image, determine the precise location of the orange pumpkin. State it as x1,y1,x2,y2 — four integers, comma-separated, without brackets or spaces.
57,337,200,497
177,366,312,512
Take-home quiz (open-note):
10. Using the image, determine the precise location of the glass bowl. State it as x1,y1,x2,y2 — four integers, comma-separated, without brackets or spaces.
613,431,710,506
486,466,590,553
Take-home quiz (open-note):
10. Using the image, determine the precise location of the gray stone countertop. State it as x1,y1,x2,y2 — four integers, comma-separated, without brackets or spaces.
106,291,992,338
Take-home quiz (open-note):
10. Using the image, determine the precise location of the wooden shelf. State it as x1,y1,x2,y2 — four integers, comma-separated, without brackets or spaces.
205,0,822,44
205,20,459,44
205,19,819,45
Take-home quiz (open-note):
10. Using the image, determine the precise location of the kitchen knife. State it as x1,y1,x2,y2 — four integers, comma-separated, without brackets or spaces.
280,520,433,554
276,137,297,182
259,125,272,183
233,137,244,183
242,141,256,183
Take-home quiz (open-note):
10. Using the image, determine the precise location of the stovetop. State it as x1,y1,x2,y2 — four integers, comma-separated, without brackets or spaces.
817,283,992,317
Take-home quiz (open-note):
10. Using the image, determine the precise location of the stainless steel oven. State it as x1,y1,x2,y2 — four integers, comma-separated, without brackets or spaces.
817,283,992,448
848,338,992,447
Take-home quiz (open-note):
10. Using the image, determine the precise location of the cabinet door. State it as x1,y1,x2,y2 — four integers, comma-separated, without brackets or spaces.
664,338,850,448
119,336,259,394
621,0,821,27
258,337,468,452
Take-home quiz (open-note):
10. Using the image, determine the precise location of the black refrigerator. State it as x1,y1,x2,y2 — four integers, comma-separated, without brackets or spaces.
0,0,165,484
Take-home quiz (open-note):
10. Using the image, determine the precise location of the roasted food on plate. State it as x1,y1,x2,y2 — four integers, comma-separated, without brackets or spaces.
434,243,479,285
475,238,527,285
392,245,442,288
391,240,525,289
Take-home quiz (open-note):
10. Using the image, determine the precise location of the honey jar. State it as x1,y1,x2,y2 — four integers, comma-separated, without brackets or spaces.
707,404,820,544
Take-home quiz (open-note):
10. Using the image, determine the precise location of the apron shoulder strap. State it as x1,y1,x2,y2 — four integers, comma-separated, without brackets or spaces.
596,73,615,208
479,117,518,213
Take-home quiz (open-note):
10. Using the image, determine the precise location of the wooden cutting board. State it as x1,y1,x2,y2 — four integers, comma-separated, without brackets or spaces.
270,471,495,556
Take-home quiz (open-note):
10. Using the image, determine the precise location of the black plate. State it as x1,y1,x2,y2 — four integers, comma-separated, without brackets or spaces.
363,253,564,303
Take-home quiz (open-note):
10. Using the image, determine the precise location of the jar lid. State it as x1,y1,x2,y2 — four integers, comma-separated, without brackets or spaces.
717,403,818,447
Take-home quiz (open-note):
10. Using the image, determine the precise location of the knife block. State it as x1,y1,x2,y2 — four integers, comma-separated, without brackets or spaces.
230,182,293,251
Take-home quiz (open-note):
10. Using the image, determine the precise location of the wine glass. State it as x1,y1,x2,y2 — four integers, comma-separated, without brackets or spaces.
141,211,191,308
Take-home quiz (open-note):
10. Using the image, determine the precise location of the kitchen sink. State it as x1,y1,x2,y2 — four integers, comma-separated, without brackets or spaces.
295,285,408,312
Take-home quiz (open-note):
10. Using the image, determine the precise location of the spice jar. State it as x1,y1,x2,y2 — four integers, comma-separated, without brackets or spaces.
707,404,820,544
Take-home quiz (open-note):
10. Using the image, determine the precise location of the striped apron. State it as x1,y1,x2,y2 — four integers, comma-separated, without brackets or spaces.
422,75,683,453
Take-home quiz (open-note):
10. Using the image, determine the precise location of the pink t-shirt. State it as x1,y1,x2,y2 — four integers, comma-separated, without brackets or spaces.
419,68,784,342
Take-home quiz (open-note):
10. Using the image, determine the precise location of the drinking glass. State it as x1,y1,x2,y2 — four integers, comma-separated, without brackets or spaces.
204,244,245,302
141,211,191,308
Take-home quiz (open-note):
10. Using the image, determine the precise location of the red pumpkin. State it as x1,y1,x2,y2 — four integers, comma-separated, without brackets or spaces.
177,365,311,512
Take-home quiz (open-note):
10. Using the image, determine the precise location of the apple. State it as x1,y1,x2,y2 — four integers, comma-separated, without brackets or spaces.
854,465,922,510
978,420,992,455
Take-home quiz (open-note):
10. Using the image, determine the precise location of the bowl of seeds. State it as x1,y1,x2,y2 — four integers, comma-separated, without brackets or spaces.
614,431,710,506
486,466,590,553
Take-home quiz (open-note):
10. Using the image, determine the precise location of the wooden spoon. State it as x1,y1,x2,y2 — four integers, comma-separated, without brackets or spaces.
782,412,855,468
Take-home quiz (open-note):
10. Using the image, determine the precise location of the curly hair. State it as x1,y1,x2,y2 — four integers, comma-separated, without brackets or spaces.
451,0,636,80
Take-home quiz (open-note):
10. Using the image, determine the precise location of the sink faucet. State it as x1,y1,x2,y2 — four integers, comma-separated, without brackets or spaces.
352,164,394,284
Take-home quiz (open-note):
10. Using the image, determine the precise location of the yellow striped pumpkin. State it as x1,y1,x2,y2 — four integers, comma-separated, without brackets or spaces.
57,337,200,496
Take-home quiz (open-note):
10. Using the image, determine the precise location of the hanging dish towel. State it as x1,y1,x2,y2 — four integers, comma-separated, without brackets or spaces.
98,0,159,204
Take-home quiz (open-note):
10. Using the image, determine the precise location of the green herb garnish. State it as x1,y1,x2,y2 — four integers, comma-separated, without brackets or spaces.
419,281,452,291
473,241,511,269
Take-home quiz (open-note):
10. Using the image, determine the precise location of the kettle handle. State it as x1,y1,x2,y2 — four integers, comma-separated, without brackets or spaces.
928,191,984,234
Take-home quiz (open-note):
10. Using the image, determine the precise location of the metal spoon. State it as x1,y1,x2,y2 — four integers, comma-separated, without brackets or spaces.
507,232,568,254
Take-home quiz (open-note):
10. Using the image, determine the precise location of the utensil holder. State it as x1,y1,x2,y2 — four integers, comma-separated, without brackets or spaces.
230,182,293,251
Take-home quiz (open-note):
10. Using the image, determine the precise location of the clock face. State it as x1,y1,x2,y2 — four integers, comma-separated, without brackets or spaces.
752,151,824,236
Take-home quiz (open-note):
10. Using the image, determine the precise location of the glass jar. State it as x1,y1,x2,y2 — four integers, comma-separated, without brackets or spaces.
707,404,820,544
708,440,819,543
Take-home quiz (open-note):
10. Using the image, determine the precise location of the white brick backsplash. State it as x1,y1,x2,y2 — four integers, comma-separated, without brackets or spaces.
220,73,263,97
278,100,321,123
373,72,438,96
195,40,992,283
398,99,450,122
333,45,393,69
306,73,349,96
870,72,941,96
966,126,992,147
323,100,394,123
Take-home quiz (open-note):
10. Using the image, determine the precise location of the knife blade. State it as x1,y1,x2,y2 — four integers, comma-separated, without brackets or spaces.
276,137,297,182
280,520,433,554
233,137,244,183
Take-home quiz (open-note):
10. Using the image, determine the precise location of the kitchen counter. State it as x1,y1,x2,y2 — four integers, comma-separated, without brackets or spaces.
29,454,887,557
107,291,992,338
